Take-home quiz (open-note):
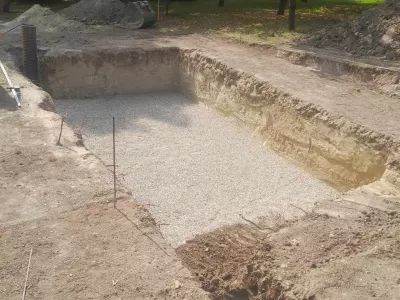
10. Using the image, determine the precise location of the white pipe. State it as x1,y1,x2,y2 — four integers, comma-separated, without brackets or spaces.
0,60,21,107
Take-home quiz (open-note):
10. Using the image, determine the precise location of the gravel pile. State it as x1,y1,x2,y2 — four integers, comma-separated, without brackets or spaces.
304,0,400,60
61,0,127,25
6,5,84,32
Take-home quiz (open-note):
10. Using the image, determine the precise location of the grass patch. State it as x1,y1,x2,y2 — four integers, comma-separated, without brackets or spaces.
154,0,383,43
0,0,384,44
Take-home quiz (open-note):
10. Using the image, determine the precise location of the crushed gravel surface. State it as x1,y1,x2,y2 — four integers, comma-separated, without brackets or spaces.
55,93,338,246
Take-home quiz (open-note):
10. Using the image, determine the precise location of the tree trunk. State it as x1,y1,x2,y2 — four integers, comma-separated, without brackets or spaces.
165,0,170,16
218,0,224,7
277,0,286,15
0,0,12,12
288,0,296,31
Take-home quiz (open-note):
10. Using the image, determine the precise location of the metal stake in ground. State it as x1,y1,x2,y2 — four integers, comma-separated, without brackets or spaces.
57,115,65,146
113,117,116,208
21,249,33,300
0,60,21,107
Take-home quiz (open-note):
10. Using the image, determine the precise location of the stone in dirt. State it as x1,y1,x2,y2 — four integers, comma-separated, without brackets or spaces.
303,0,400,60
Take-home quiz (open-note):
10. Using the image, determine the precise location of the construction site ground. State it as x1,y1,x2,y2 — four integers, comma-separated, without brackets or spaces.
1,8,400,300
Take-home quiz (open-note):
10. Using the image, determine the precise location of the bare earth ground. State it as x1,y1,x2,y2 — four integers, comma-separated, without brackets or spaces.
0,72,208,299
177,205,400,299
1,13,400,300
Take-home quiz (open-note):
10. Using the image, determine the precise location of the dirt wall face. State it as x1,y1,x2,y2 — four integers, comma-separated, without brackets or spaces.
179,51,391,189
40,46,399,190
41,47,180,98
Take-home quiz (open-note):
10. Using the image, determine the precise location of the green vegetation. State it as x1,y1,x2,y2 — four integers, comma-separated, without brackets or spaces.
1,0,384,43
155,0,382,15
153,0,383,43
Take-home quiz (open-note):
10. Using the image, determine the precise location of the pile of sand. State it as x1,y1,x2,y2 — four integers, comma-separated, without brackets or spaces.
304,0,400,60
6,4,84,32
61,0,127,25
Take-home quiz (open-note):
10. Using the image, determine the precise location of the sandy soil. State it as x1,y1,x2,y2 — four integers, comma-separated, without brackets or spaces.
178,202,400,299
0,69,207,299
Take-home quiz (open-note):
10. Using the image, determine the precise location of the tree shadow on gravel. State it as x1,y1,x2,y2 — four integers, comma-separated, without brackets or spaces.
54,92,192,136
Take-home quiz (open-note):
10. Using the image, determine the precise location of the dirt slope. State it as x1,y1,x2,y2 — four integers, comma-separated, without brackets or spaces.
178,205,400,300
5,4,84,32
304,0,400,60
0,64,208,300
61,0,127,25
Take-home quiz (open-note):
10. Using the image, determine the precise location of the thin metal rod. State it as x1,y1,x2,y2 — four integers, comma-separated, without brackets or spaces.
2,23,21,36
22,249,33,300
113,117,116,208
57,115,65,145
0,60,21,107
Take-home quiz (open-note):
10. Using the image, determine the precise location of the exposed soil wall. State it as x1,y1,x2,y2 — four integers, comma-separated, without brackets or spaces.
178,50,394,189
41,47,180,98
40,47,400,190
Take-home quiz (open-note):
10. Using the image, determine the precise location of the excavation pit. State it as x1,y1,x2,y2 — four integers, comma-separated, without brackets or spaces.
40,46,392,245
55,93,337,245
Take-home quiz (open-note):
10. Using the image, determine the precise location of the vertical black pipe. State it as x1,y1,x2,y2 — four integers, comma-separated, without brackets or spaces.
288,0,296,31
166,0,170,16
21,24,38,83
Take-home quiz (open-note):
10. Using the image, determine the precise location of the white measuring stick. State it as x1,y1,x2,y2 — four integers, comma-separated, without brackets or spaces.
0,60,21,107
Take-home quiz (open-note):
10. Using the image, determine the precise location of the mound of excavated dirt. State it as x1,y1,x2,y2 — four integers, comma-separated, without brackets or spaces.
6,5,84,32
304,0,400,60
177,209,400,299
61,0,127,25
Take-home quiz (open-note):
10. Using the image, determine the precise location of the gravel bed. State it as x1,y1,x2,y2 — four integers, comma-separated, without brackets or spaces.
55,93,338,246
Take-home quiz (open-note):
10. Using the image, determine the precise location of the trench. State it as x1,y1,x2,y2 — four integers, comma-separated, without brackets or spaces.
39,46,394,299
55,93,338,246
39,47,392,241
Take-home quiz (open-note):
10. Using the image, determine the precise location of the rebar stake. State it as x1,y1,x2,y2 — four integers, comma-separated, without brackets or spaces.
113,117,116,208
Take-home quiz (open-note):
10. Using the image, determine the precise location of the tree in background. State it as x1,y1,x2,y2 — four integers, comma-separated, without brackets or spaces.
162,0,303,31
277,0,287,15
288,0,296,31
277,0,302,31
166,0,171,15
0,0,12,12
